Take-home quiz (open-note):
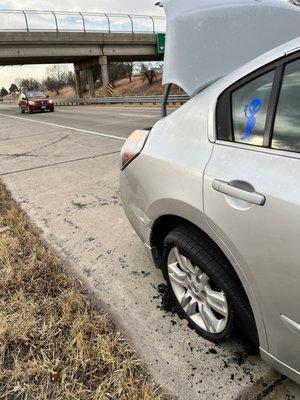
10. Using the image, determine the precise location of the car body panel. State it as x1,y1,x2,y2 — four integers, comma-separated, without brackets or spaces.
120,95,213,240
204,143,300,377
261,349,300,385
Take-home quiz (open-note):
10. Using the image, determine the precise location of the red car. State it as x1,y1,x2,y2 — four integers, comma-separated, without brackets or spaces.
18,91,54,114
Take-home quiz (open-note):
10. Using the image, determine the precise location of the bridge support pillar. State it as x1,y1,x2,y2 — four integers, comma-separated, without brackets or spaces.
87,68,95,98
99,55,109,96
74,66,83,99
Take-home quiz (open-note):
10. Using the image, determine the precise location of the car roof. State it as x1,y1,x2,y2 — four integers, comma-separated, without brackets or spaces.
213,36,300,93
23,91,45,95
161,0,300,96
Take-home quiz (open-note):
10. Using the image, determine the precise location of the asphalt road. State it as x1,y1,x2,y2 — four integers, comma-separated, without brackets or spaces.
0,104,299,400
0,104,161,139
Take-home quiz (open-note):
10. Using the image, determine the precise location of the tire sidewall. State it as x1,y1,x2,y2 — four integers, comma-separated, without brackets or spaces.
163,238,235,343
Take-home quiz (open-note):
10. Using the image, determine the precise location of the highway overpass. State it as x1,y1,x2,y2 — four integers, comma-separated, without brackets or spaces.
0,10,165,96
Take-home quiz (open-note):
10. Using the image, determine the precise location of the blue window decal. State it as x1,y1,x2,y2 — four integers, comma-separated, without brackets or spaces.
242,98,262,141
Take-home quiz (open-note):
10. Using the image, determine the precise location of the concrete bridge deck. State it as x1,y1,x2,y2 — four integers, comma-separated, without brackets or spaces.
0,31,163,65
0,11,165,97
0,30,164,97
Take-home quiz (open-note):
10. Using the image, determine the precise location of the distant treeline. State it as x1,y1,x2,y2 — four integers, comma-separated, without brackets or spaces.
3,62,163,96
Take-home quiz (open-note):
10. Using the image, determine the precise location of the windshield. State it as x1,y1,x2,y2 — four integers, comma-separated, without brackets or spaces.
26,91,46,98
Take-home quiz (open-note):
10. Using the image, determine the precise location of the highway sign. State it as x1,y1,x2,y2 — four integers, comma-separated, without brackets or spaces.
157,33,166,54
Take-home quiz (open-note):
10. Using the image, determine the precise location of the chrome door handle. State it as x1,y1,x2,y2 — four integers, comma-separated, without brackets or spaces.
212,179,266,206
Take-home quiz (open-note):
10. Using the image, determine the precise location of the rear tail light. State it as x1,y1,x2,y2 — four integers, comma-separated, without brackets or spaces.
120,130,149,170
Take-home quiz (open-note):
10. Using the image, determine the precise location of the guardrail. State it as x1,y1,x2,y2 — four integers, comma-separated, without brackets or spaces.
0,10,165,34
53,95,189,106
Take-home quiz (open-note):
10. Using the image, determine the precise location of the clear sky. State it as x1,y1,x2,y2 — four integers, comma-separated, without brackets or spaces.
0,0,164,90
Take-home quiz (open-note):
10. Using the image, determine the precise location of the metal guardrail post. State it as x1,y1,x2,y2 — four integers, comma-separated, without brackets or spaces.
52,11,59,33
22,10,29,32
149,16,155,34
128,15,134,34
104,14,111,33
79,12,86,33
162,84,172,118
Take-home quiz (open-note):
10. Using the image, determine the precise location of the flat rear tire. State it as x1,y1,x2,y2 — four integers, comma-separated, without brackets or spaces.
163,224,259,345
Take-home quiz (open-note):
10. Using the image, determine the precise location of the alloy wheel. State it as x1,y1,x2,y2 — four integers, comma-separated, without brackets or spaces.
167,247,229,334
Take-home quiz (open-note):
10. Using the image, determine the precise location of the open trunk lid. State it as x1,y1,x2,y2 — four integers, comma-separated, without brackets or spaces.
161,0,300,96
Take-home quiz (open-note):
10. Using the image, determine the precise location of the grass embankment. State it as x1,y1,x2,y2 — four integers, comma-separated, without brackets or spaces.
3,74,183,103
0,182,162,400
46,74,182,99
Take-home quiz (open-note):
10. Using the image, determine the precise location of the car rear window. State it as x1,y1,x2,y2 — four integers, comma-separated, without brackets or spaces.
26,91,46,98
231,71,275,147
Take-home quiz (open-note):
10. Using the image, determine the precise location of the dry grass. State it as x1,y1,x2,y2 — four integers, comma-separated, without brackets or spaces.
45,74,180,99
3,74,183,103
0,182,162,400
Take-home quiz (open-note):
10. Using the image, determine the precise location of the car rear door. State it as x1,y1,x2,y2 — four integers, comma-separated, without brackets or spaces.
204,54,300,372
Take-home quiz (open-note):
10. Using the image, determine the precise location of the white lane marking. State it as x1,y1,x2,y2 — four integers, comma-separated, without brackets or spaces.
0,113,126,141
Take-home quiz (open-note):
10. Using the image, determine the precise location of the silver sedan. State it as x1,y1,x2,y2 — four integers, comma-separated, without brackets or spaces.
120,36,300,385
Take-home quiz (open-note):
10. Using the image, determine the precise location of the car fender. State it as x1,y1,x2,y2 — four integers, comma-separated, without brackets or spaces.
149,200,268,350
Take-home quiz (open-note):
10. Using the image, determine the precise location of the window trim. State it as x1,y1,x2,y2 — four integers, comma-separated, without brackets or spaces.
216,139,300,160
262,66,284,147
216,51,300,153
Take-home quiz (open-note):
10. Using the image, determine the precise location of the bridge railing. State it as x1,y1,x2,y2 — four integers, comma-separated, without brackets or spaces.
0,10,166,34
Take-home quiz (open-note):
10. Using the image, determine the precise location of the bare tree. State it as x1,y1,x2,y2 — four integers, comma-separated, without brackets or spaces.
66,71,76,89
0,87,8,97
155,62,164,73
9,83,19,93
43,66,68,94
141,63,157,85
107,62,133,84
17,78,41,92
128,63,133,82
